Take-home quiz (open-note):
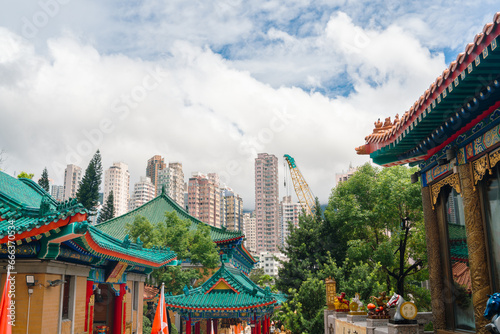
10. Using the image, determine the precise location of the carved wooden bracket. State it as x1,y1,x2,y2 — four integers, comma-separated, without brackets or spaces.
431,173,461,209
471,154,491,191
489,147,500,170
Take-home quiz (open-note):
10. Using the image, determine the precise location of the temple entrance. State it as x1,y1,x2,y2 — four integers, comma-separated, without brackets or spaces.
93,283,116,333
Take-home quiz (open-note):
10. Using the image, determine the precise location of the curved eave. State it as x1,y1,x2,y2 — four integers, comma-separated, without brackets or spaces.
357,12,500,166
77,230,177,268
0,212,87,244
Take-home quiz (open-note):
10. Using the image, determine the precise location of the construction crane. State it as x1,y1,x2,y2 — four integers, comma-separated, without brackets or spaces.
283,154,316,216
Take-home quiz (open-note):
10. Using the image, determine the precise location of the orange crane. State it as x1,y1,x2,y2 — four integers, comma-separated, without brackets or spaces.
283,154,316,216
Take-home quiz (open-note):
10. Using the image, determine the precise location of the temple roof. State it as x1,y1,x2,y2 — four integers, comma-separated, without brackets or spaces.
96,190,244,244
164,264,285,312
0,172,87,243
0,171,178,269
356,12,500,167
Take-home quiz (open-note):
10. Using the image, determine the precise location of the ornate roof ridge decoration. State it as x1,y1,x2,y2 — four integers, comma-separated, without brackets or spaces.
430,173,461,209
95,190,244,244
356,12,500,166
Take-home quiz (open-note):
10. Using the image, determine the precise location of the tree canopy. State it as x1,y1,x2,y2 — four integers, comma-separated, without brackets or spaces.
17,171,34,179
98,190,115,224
76,150,102,211
38,167,50,192
277,163,430,318
126,212,220,294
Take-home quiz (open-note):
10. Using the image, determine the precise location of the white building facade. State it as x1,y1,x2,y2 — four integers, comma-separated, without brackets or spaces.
63,164,82,200
130,176,155,210
104,162,130,217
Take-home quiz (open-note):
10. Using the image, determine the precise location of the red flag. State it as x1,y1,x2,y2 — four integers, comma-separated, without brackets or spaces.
0,269,12,334
151,283,169,334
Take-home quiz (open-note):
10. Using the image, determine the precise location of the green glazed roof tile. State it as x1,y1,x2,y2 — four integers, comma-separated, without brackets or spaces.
96,192,243,243
164,264,286,311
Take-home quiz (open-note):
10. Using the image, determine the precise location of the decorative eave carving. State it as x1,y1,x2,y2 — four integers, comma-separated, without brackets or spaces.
431,173,461,209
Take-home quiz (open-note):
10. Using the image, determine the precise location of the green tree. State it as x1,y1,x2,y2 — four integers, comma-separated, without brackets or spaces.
275,277,325,334
38,167,50,192
76,150,103,211
277,199,333,293
98,190,115,224
126,212,220,294
17,171,34,179
326,163,427,297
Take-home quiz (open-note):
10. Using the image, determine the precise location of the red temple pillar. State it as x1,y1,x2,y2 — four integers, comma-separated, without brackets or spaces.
267,317,271,334
195,321,200,334
186,315,192,334
113,284,127,334
264,316,268,334
257,319,261,334
85,281,95,334
207,319,211,334
214,319,218,334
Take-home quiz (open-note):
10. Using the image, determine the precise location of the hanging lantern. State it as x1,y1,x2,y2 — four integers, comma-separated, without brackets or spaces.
325,276,337,310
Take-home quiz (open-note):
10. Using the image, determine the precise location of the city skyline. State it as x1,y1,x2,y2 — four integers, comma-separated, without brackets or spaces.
1,2,498,209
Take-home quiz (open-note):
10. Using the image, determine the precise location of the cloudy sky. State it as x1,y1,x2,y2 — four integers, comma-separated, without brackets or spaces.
0,1,498,209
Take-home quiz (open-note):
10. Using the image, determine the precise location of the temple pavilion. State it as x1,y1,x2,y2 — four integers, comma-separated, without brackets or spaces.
356,12,500,334
94,185,285,333
0,171,178,334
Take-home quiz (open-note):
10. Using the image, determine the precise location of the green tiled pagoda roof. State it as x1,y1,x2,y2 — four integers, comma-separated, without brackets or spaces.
96,191,244,243
70,225,178,267
0,171,87,241
164,264,284,311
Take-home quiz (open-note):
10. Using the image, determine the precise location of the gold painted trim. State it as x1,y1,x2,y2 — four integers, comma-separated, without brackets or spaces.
472,155,491,190
431,173,461,209
490,148,500,169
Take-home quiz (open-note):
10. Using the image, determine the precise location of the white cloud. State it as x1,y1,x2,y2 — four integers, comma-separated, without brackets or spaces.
0,3,498,209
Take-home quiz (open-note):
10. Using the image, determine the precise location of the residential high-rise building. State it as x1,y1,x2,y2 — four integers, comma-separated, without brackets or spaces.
258,251,287,277
51,185,65,202
280,195,305,247
335,163,358,186
188,172,221,227
157,162,185,207
243,212,256,254
224,188,243,231
63,164,82,200
104,162,130,217
255,153,279,253
168,162,185,207
130,176,155,210
146,155,166,196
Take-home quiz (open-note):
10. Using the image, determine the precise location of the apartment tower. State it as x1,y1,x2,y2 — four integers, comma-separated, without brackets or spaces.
255,153,279,253
130,176,155,210
146,155,166,196
224,188,243,231
188,172,221,227
104,162,130,217
63,164,82,200
243,212,256,255
280,195,305,247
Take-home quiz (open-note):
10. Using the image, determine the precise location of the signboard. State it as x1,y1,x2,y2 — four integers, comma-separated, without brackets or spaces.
335,319,367,334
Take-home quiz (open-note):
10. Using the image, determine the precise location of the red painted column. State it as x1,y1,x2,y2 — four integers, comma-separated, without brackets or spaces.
257,319,261,334
85,281,94,334
214,319,218,334
195,321,200,334
264,316,268,334
186,315,192,334
267,317,271,334
207,319,211,334
113,284,126,334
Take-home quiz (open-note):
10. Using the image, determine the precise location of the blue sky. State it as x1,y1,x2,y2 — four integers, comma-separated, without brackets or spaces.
0,1,498,207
